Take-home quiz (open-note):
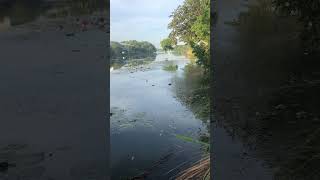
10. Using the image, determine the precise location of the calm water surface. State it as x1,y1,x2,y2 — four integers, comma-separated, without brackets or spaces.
110,53,208,179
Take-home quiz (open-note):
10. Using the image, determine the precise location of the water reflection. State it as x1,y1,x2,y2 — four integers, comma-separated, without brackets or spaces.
110,53,209,179
214,0,320,179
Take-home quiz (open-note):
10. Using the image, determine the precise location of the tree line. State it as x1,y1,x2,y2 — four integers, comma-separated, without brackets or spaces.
111,40,157,63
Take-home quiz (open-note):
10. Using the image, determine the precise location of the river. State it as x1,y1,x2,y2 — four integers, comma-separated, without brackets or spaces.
110,53,209,179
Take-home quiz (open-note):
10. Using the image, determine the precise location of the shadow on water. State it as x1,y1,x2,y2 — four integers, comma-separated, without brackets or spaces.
214,0,320,179
172,63,210,126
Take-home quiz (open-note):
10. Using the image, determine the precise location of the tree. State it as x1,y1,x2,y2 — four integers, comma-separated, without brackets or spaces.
110,40,156,60
168,0,210,70
160,38,174,52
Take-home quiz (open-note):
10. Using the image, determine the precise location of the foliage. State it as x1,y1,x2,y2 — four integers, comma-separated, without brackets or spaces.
121,40,157,59
110,40,156,63
191,42,210,68
175,134,209,147
160,38,174,52
171,45,196,59
163,63,178,71
168,0,210,70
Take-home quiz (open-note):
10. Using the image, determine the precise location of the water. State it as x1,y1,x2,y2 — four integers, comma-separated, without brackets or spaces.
0,1,109,180
213,0,320,179
110,53,208,179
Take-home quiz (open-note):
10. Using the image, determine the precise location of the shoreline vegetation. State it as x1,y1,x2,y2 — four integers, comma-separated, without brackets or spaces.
159,0,211,179
110,40,157,69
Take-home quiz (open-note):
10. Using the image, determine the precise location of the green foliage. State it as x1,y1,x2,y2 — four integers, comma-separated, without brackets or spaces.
121,40,157,59
163,64,178,71
168,0,210,70
191,42,210,68
110,40,156,62
175,134,209,147
172,45,188,55
160,38,174,52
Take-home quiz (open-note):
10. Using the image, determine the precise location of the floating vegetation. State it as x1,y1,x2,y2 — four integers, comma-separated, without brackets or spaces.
110,107,154,134
163,63,178,71
127,58,154,68
175,134,209,148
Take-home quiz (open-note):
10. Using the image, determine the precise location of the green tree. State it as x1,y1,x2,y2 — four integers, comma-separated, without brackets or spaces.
168,0,210,70
160,38,174,52
110,40,156,61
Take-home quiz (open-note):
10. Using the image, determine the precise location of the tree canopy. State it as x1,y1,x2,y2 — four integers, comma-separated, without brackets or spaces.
111,40,156,61
167,0,210,69
160,38,174,52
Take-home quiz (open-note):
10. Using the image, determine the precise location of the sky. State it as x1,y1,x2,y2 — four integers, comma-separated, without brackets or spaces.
110,0,184,48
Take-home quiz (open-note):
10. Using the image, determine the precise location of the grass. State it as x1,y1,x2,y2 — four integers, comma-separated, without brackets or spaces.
175,134,209,148
176,156,210,180
163,64,178,71
174,134,210,179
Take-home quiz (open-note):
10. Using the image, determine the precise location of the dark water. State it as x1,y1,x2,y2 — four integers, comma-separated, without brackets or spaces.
213,0,320,179
0,0,108,31
110,53,208,179
0,1,109,180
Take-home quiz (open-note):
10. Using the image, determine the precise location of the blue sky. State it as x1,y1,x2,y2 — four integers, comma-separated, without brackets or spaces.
110,0,184,48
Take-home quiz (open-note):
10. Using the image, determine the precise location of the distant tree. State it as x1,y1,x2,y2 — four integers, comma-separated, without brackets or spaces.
160,38,174,52
121,40,156,58
110,40,156,61
110,41,125,59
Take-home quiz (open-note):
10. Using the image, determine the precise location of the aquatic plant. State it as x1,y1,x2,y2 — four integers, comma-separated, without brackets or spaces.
163,64,178,71
175,134,209,148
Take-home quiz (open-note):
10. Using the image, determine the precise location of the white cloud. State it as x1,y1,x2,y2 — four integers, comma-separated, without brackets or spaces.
110,0,184,47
